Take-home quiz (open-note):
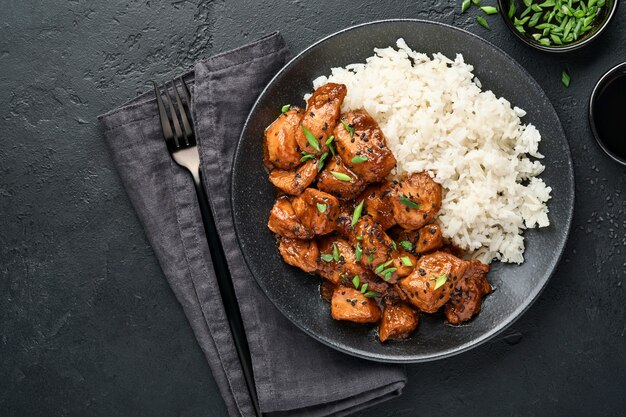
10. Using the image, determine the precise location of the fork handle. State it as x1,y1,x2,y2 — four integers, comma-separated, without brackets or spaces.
191,169,262,417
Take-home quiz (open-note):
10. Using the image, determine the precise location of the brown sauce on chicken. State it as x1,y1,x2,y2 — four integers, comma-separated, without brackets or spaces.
264,83,492,342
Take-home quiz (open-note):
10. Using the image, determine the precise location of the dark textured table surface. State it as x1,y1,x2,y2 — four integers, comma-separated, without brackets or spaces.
1,1,625,416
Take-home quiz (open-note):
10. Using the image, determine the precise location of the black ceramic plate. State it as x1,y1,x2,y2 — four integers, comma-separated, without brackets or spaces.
231,20,574,363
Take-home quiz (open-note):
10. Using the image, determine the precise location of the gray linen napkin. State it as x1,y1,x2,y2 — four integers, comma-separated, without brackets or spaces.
98,32,406,417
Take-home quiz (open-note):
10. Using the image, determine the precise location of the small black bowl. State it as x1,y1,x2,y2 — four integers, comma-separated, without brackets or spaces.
497,0,619,53
589,62,626,165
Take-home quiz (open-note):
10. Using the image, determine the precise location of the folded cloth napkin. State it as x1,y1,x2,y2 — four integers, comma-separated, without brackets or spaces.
98,32,406,417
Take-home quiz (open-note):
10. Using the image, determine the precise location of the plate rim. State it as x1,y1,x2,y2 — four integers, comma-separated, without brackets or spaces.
231,18,575,363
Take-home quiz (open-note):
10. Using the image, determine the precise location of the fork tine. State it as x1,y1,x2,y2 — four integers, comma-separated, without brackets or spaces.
172,79,193,146
163,82,183,148
153,82,174,146
179,76,192,109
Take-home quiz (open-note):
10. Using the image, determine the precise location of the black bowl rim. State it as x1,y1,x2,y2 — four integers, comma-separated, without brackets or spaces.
588,61,626,165
231,19,575,363
496,0,620,53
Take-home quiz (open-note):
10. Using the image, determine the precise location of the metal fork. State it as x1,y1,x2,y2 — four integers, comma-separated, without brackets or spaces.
153,78,261,417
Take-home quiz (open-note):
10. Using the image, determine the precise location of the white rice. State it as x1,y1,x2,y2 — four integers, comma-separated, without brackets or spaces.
308,38,552,264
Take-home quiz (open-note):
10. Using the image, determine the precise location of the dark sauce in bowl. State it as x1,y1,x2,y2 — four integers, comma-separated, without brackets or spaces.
589,63,626,165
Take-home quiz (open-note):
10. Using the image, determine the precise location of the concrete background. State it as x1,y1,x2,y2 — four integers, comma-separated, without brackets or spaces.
1,1,625,416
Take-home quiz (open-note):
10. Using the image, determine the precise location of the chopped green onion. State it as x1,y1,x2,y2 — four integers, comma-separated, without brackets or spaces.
351,155,369,164
476,15,490,29
340,120,354,137
356,235,364,241
472,0,481,5
462,0,471,13
355,242,363,262
508,1,516,18
520,5,532,17
360,283,368,293
325,135,336,156
352,275,360,289
551,33,563,44
363,291,381,298
399,196,420,209
434,273,448,290
367,254,374,263
381,268,397,281
317,152,328,172
562,69,570,87
332,242,340,262
481,5,498,14
321,254,334,262
400,241,413,251
401,256,413,266
316,203,327,213
515,16,530,25
300,152,315,162
351,200,364,226
531,4,543,11
528,12,542,27
301,125,320,151
375,260,394,274
390,241,397,251
331,171,352,182
281,104,291,114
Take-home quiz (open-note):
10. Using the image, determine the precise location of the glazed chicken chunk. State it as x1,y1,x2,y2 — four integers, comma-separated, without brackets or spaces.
263,107,304,170
391,173,443,230
445,261,492,325
399,251,469,313
359,182,396,231
334,109,397,183
268,196,312,239
296,83,347,155
351,215,395,272
291,188,340,236
317,237,370,285
331,286,381,323
317,156,366,200
350,215,414,283
278,237,319,273
379,304,419,342
389,224,444,255
268,159,318,196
